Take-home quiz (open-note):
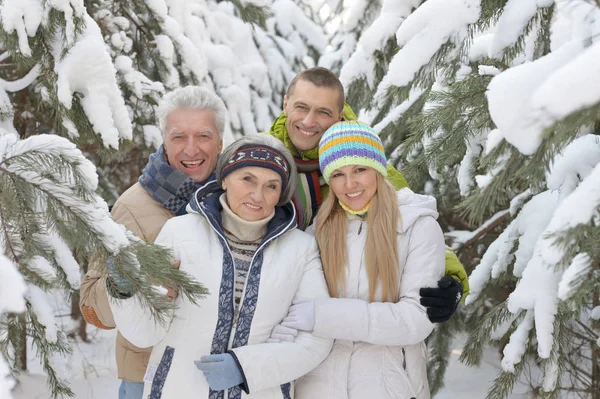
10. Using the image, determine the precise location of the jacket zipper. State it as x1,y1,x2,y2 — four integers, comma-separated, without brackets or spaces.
237,206,296,320
196,196,296,340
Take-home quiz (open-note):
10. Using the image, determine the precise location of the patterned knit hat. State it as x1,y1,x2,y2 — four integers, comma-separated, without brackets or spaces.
319,121,388,183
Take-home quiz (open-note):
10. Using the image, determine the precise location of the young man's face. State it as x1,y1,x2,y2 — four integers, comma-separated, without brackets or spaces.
283,80,344,152
163,108,223,183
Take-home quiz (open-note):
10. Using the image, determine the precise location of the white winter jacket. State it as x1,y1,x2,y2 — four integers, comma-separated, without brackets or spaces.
295,188,445,399
110,184,333,399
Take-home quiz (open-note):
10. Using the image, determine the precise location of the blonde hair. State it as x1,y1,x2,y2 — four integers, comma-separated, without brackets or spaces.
315,173,401,302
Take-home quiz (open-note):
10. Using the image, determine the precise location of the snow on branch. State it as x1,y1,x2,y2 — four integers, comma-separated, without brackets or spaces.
489,0,553,58
339,0,423,88
466,191,559,304
486,41,583,155
558,253,592,301
0,255,26,399
0,0,44,57
546,134,600,200
539,161,600,265
374,0,480,100
53,15,132,149
0,133,131,253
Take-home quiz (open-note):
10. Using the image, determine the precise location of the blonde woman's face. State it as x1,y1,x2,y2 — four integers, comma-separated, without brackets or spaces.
328,165,378,211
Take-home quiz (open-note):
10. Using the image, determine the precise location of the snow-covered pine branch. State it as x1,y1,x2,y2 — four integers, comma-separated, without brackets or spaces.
337,0,600,395
0,92,207,396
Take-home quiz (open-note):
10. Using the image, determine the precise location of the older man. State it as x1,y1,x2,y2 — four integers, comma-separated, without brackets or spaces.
80,86,226,399
267,66,469,320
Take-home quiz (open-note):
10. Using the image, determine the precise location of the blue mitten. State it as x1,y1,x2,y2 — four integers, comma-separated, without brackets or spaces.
105,256,135,298
194,353,244,391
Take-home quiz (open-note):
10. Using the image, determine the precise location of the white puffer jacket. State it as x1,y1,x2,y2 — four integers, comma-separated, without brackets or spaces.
295,188,445,399
110,185,333,399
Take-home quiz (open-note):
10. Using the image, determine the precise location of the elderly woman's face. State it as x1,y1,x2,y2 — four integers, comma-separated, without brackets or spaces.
222,166,282,221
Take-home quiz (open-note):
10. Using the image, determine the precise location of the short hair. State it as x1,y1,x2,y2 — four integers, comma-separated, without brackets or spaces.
216,134,298,206
157,86,227,138
286,67,345,112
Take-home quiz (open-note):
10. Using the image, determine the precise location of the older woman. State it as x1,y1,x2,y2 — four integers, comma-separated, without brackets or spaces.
110,134,333,399
270,121,445,399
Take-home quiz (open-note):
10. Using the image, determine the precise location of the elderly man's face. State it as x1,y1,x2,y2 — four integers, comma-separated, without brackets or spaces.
163,108,222,182
283,80,344,152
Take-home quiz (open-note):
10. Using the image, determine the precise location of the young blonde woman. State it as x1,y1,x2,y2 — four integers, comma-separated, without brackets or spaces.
269,121,445,399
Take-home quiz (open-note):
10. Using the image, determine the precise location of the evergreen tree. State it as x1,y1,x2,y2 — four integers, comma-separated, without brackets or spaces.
0,2,209,397
342,0,600,396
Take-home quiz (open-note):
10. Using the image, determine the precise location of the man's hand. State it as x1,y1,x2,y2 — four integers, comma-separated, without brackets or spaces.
419,276,463,323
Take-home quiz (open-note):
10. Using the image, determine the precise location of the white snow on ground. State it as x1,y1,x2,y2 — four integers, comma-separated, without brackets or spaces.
12,333,540,398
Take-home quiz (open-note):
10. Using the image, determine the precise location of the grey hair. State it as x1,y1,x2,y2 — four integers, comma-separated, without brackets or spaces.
216,133,298,206
157,86,227,138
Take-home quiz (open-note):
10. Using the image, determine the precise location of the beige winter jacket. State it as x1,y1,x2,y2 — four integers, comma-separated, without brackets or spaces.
79,182,173,382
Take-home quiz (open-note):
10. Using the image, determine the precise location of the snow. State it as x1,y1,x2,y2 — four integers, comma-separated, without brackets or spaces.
509,189,533,216
27,285,60,344
40,233,82,290
1,133,132,254
46,0,86,45
531,41,600,133
0,65,41,92
373,88,424,136
153,35,180,89
486,41,583,155
591,306,600,320
557,253,592,301
446,209,510,249
501,309,534,372
546,135,600,200
30,256,58,281
374,0,480,100
142,125,163,150
478,65,501,76
488,0,553,58
0,256,27,397
0,255,27,317
340,0,423,89
53,15,133,149
0,255,26,399
539,161,600,265
0,0,44,57
11,331,535,399
511,192,559,277
507,240,562,363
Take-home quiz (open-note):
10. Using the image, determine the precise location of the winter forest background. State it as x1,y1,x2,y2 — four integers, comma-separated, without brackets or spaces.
0,0,599,398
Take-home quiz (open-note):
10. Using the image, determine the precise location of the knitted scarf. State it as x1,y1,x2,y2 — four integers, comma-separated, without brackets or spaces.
138,145,214,215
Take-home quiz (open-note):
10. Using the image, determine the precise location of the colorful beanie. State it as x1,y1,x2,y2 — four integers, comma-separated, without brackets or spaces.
221,144,291,191
319,121,388,183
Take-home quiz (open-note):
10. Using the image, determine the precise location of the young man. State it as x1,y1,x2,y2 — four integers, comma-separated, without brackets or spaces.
80,86,227,399
267,67,469,320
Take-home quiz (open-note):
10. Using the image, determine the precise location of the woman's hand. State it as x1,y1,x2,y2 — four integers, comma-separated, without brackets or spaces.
267,324,298,343
281,297,316,332
194,353,244,391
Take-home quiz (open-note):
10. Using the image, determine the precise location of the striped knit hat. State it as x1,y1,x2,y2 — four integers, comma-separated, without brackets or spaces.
319,121,387,183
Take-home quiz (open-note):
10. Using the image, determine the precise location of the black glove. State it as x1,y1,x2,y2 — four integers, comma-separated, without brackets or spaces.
419,276,463,323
